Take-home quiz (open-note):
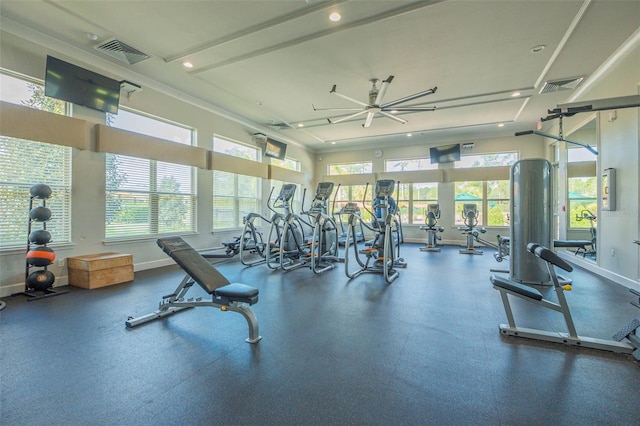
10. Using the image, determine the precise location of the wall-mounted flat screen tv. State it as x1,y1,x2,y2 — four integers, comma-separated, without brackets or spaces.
429,144,461,164
264,139,287,160
44,55,120,114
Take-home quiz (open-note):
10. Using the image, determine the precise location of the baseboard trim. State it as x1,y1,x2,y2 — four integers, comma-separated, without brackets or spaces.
558,250,640,292
0,259,176,298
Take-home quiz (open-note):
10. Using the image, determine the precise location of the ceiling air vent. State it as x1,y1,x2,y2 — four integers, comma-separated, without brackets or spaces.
269,122,293,130
539,77,583,94
94,38,150,65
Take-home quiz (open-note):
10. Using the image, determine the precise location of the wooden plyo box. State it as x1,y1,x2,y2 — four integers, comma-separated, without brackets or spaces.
67,252,134,289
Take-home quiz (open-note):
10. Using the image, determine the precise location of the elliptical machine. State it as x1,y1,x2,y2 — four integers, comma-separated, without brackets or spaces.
238,187,276,267
264,183,300,270
277,185,316,272
307,182,343,274
345,179,406,284
334,202,365,246
458,203,486,255
419,204,444,252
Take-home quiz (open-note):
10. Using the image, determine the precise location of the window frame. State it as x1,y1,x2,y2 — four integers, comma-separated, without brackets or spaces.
105,108,197,240
327,161,373,175
454,152,519,168
454,180,510,227
212,136,262,230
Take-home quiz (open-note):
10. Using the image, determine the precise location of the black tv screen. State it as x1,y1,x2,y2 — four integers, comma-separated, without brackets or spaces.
264,139,287,160
430,144,461,164
45,56,120,114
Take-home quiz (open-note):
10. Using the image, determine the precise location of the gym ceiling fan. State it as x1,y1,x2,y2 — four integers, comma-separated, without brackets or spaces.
313,76,437,128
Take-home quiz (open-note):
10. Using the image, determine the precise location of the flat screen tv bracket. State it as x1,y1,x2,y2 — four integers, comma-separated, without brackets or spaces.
120,80,142,100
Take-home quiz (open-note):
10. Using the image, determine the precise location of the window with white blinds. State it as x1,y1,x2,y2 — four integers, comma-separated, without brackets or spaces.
0,71,71,249
212,136,262,230
0,137,72,249
105,109,196,239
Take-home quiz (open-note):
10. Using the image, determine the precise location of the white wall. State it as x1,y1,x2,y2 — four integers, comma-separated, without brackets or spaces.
0,32,315,296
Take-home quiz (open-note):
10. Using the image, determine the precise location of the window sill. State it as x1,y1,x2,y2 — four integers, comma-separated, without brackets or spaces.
103,232,197,245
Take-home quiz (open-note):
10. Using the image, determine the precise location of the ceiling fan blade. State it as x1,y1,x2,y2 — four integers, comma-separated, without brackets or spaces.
313,104,363,112
330,85,369,107
328,109,368,124
383,106,436,112
382,86,437,109
374,75,394,105
379,111,407,124
363,111,376,128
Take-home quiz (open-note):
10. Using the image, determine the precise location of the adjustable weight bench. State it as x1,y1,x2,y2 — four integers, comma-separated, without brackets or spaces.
553,239,593,257
490,243,637,357
126,236,261,343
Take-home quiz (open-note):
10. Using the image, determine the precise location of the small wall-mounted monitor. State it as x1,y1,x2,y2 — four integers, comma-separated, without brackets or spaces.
429,144,461,164
44,55,120,114
264,139,287,160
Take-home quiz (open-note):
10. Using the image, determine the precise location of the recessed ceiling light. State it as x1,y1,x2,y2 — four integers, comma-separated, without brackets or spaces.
511,92,521,97
407,133,412,137
297,123,304,128
182,61,194,69
329,12,341,22
530,44,546,53
86,32,99,41
331,141,336,145
498,123,505,127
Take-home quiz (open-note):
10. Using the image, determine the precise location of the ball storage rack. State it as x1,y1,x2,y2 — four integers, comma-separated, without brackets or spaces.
12,184,68,301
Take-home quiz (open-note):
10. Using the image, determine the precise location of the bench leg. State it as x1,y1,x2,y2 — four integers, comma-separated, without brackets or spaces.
228,303,262,343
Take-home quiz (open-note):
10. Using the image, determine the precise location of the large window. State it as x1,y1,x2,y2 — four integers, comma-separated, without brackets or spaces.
394,183,438,224
212,136,262,229
0,71,72,249
385,158,437,171
455,152,518,168
327,161,372,175
567,145,597,230
271,157,300,171
568,177,597,229
454,180,510,227
105,109,196,239
486,180,510,226
333,184,373,223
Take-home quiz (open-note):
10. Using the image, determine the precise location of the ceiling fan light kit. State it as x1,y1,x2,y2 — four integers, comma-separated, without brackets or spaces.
314,75,437,128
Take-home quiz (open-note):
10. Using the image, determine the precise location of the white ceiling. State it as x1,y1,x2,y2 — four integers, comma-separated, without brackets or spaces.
1,0,639,152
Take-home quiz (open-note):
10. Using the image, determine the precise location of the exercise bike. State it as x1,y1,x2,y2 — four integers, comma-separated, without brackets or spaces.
458,203,486,255
345,180,406,284
575,209,596,258
419,203,444,252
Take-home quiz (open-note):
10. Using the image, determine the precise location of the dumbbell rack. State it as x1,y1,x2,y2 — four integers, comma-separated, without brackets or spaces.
13,185,68,301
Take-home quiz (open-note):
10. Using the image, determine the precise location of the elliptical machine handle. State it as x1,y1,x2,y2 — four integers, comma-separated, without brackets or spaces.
331,183,341,217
